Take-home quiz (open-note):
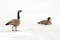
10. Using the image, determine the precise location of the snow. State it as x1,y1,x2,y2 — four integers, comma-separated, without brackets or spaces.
0,0,60,40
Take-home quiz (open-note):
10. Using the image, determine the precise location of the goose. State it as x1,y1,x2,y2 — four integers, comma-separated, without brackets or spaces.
5,10,22,31
38,17,52,25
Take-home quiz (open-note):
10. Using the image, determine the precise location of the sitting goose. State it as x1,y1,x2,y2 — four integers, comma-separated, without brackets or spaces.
38,17,52,25
5,10,22,31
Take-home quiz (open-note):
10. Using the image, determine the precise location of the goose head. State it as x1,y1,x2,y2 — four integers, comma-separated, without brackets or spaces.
18,10,22,12
47,17,51,20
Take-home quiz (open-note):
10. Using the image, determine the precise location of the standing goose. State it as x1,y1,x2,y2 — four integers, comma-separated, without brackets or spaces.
5,10,22,31
38,17,52,25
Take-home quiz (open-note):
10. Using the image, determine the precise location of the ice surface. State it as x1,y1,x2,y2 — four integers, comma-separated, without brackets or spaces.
0,0,60,40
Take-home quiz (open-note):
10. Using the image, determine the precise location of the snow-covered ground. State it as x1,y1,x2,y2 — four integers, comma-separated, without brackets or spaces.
0,0,60,40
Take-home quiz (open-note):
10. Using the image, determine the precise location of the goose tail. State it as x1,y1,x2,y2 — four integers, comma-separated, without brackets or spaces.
38,22,41,24
5,22,10,25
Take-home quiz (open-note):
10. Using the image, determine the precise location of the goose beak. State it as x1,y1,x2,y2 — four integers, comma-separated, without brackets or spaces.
21,11,23,13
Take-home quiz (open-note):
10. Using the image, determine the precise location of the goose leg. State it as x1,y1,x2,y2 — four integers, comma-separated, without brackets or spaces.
15,27,17,31
12,27,14,31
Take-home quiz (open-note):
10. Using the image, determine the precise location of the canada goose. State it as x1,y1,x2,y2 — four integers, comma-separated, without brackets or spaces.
38,17,52,25
5,10,22,31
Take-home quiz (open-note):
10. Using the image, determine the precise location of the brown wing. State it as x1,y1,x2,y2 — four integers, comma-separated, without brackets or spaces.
40,20,52,25
40,20,47,24
45,20,52,25
6,19,20,26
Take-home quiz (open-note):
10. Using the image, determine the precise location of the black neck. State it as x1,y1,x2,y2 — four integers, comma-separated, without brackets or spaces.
17,11,20,19
47,18,49,20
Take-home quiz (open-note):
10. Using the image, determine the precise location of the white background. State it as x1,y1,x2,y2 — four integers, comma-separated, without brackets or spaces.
0,0,60,40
